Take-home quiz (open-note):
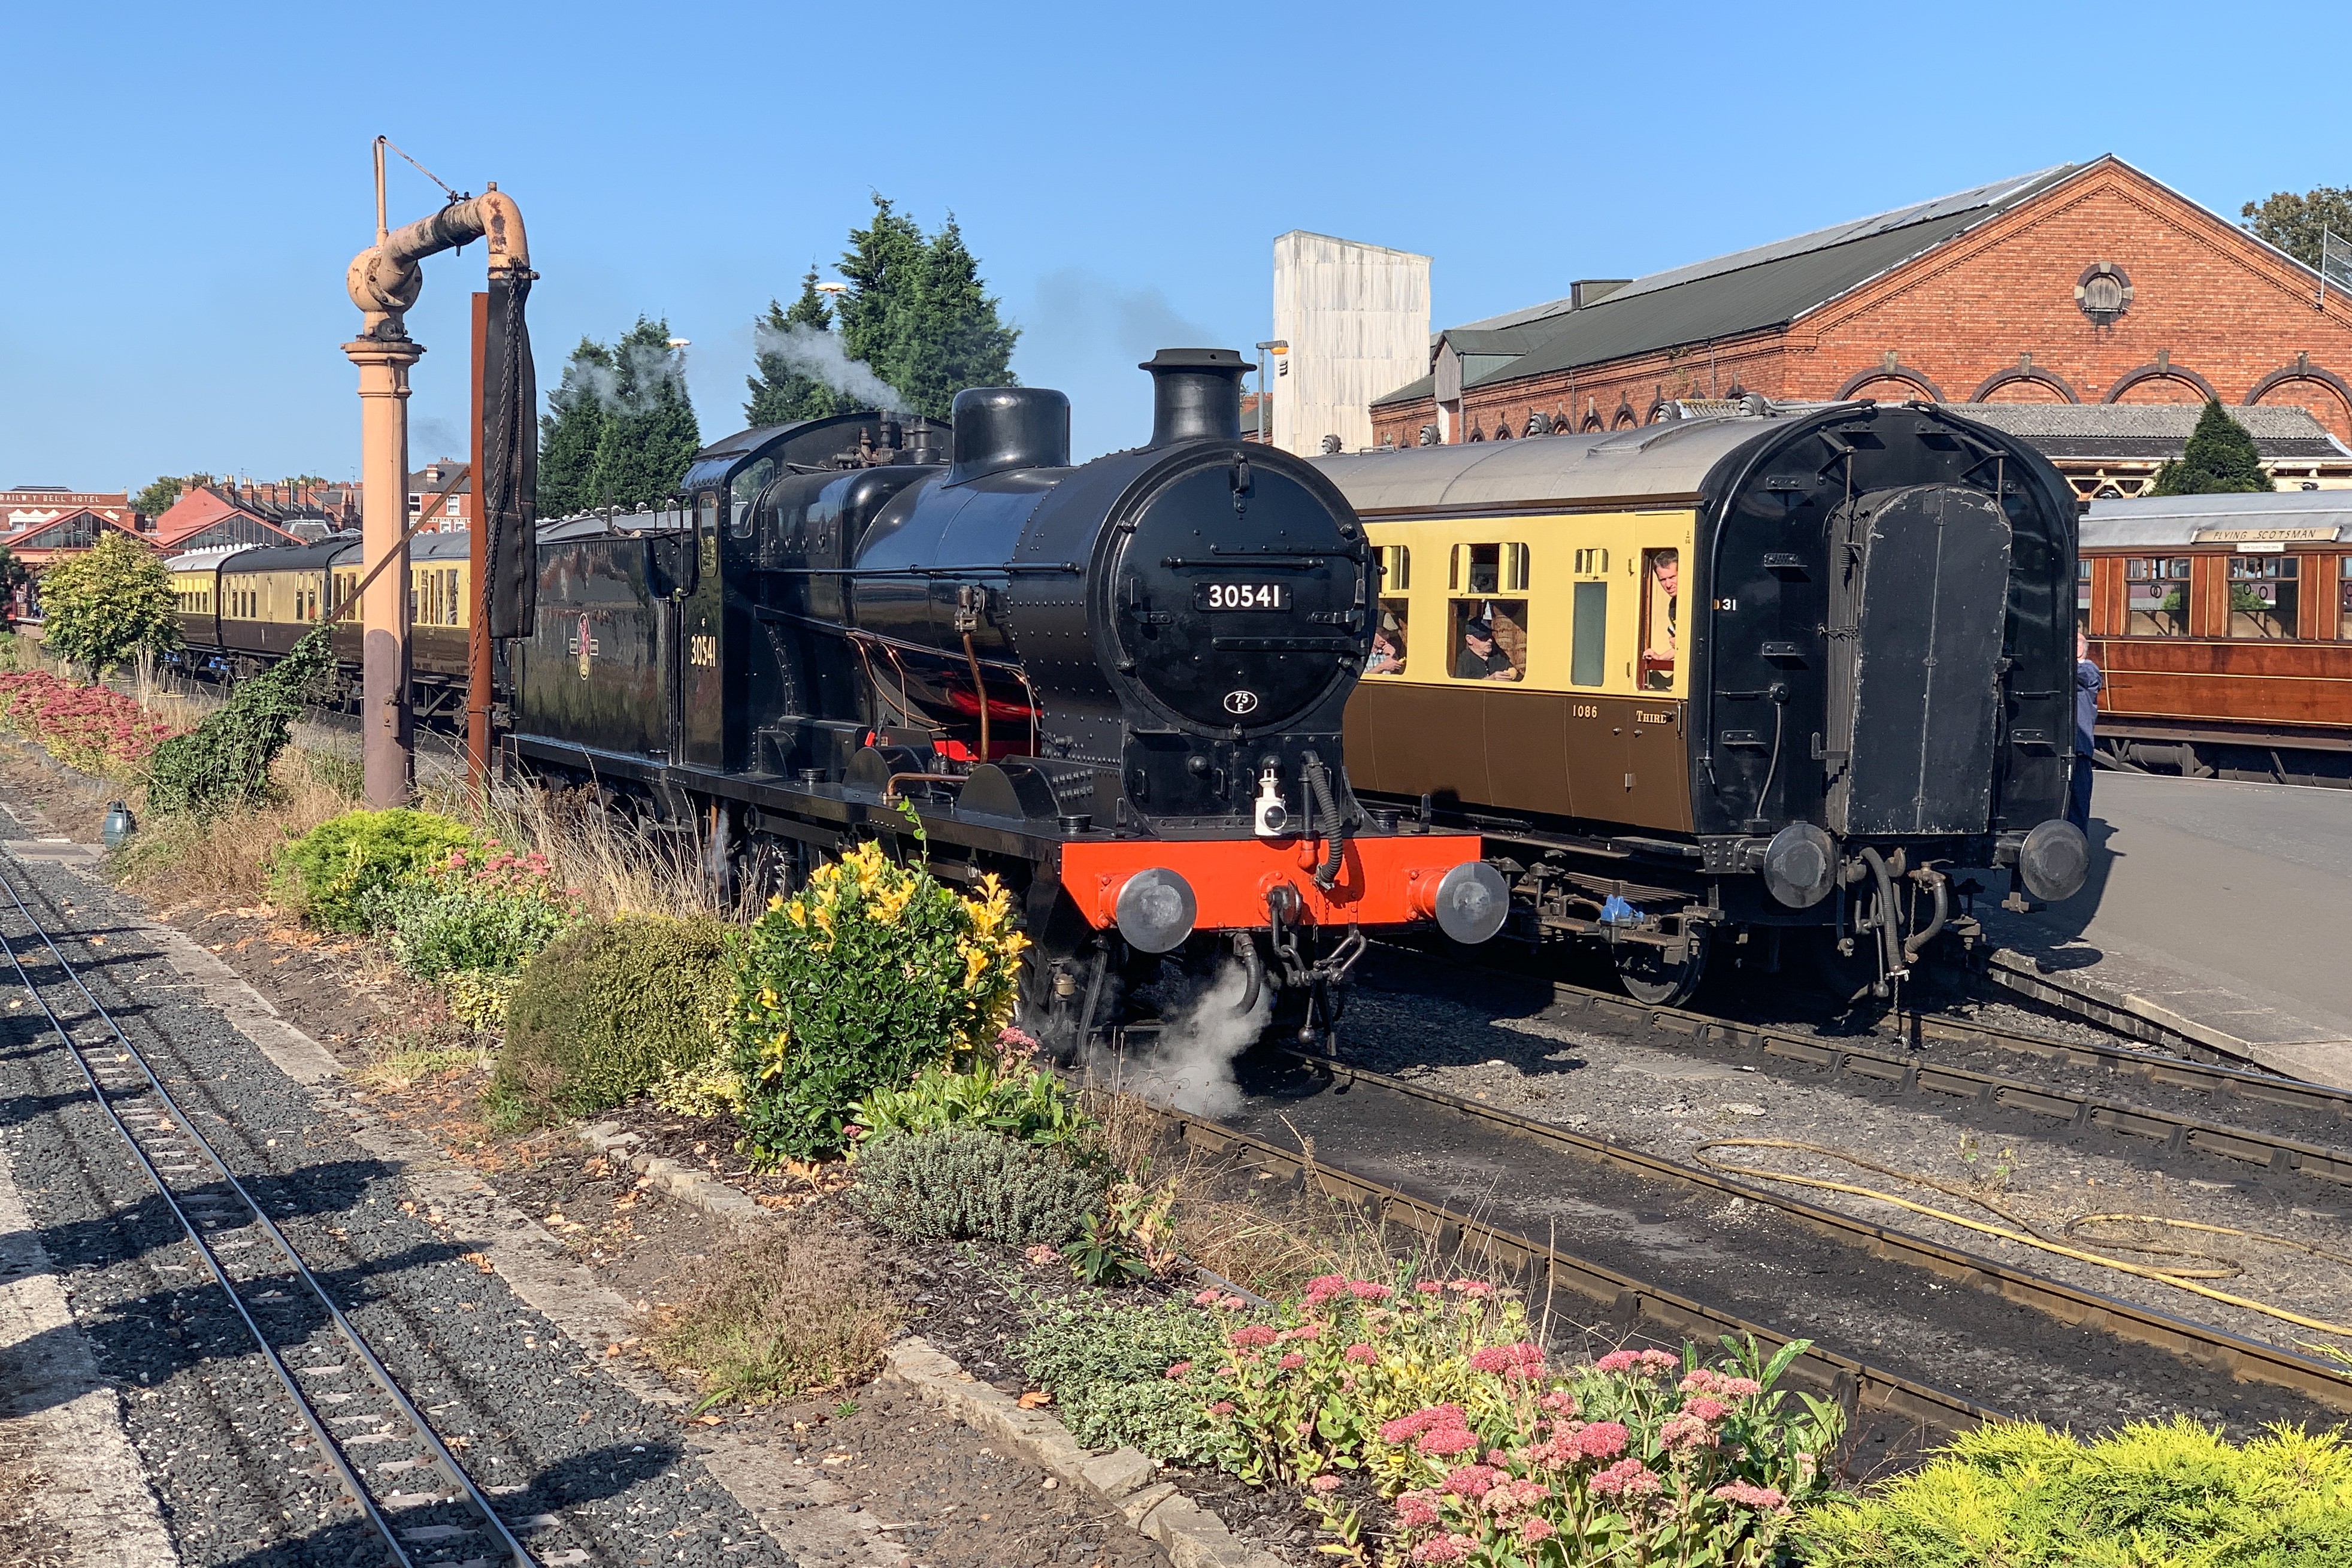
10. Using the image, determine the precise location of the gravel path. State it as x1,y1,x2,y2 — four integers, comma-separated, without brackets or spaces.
1330,964,2352,1367
0,849,795,1568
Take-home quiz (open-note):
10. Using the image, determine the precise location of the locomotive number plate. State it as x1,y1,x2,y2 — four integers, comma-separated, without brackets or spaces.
1196,582,1288,611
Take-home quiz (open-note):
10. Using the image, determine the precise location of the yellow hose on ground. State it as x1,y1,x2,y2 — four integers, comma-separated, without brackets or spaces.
1693,1137,2352,1338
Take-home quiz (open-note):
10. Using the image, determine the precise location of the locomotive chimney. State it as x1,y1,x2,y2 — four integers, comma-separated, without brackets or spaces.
1142,347,1248,447
947,387,1071,485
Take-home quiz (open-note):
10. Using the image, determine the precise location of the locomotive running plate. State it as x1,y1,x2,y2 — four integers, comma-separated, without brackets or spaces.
1195,582,1289,611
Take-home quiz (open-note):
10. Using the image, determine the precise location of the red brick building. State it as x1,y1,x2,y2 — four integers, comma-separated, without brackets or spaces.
1371,158,2352,458
2,486,133,532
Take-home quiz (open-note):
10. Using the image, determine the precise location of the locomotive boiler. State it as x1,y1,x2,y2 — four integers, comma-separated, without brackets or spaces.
1316,399,2092,1004
508,350,1506,1047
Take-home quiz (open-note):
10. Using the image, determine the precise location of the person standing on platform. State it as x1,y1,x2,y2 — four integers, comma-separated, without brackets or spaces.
2070,629,2101,834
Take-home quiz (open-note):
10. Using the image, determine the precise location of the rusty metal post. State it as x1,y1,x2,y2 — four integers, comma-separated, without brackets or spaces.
343,335,422,806
468,292,492,791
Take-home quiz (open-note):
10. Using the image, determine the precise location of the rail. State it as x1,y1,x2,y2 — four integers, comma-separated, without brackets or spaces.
1267,1046,2352,1413
0,852,537,1568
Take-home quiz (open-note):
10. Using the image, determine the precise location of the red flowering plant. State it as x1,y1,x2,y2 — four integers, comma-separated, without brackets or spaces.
1175,1273,1843,1567
1373,1337,1842,1567
0,671,180,780
1176,1275,1542,1493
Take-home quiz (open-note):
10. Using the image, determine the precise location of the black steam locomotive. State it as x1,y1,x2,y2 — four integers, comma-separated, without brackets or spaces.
507,351,1505,1046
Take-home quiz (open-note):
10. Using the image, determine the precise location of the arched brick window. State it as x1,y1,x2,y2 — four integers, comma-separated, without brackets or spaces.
1835,368,1947,404
2103,362,2218,405
2246,359,2352,444
1970,366,2081,404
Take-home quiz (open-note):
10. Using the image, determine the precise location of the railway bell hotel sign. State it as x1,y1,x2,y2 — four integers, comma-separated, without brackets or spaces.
2194,526,2342,553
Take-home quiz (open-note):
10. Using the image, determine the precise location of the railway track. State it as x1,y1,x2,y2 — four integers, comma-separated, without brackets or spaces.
1119,1036,2352,1457
1366,946,2352,1183
0,853,539,1568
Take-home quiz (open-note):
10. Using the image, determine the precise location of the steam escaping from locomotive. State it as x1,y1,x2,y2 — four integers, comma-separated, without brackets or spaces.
558,336,692,418
1101,961,1273,1118
751,322,907,414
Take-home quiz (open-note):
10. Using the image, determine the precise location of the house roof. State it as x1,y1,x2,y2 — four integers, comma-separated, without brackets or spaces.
1375,162,2087,407
1945,402,2352,461
5,508,138,550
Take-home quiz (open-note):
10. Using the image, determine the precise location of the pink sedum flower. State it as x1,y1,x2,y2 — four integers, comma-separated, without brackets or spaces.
1164,1361,1192,1380
1682,1396,1730,1423
1393,1491,1441,1528
1573,1422,1630,1460
1410,1537,1473,1566
1521,1516,1556,1543
1308,1474,1342,1494
1712,1482,1787,1509
1588,1458,1662,1500
1230,1325,1278,1348
1192,1288,1223,1306
1348,1280,1394,1301
1418,1427,1479,1458
1344,1343,1378,1364
1277,1352,1306,1371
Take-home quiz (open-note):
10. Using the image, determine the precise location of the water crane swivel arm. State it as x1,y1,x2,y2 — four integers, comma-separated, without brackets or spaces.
346,185,530,340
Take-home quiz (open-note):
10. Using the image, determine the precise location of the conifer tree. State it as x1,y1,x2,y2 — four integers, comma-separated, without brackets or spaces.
2149,400,2272,496
538,337,613,516
588,318,702,509
891,215,1021,420
837,196,929,378
744,270,853,425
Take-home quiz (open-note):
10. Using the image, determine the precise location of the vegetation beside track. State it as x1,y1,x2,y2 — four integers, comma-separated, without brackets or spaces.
7,719,2341,1566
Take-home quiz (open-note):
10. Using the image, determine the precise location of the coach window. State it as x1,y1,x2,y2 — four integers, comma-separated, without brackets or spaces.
2076,558,2092,632
2338,556,2352,640
1570,550,1609,689
1372,546,1410,676
2126,558,2190,637
1640,547,1680,690
2227,555,2299,638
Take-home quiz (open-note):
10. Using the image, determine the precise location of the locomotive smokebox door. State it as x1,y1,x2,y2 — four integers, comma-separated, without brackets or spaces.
1824,483,2014,837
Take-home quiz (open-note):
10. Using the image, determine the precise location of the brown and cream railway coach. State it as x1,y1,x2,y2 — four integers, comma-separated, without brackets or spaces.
2076,490,2352,787
165,530,477,716
1315,400,2090,1004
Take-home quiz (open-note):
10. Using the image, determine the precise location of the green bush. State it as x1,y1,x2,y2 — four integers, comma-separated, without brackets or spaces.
1012,1293,1224,1462
494,914,732,1122
1806,1416,2352,1567
848,1127,1105,1246
849,1051,1096,1159
730,839,1027,1162
362,845,583,981
147,626,334,816
271,809,480,933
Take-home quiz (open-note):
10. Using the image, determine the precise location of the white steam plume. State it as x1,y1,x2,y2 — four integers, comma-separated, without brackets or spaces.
753,321,906,412
562,338,691,418
1104,961,1273,1118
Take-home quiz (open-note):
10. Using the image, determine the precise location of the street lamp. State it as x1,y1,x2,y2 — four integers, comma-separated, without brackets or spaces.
1254,340,1288,447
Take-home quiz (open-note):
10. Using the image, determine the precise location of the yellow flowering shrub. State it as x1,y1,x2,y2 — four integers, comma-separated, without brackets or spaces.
728,840,1027,1162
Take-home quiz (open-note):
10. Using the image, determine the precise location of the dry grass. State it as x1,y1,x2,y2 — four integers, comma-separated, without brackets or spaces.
418,780,741,925
110,747,361,912
642,1222,904,1409
0,1433,67,1568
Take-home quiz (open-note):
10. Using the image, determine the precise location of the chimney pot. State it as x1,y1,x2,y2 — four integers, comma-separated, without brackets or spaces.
1139,347,1248,447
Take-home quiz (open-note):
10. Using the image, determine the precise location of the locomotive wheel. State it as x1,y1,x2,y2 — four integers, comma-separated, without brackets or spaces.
1612,930,1710,1008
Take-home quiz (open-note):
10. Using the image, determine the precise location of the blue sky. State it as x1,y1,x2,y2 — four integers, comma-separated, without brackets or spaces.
5,0,2349,489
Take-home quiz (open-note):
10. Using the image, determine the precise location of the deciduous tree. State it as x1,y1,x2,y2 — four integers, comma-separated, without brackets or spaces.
37,531,178,674
131,475,183,521
2241,186,2352,273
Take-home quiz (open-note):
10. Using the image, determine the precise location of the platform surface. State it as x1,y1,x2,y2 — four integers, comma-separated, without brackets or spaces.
1979,770,2352,1084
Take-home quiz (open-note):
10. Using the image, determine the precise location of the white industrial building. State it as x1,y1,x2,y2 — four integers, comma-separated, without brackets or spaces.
1269,232,1431,457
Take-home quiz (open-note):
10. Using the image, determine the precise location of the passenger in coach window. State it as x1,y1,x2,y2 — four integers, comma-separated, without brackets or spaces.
1457,617,1518,681
2070,628,2101,835
1368,624,1405,675
1642,548,1679,690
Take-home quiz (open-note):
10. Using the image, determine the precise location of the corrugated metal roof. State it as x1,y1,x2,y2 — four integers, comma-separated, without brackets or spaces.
1313,415,1773,514
1375,162,2085,406
2081,488,2352,547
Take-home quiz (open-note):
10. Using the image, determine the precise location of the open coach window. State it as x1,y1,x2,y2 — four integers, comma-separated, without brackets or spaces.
2076,557,2092,632
1372,545,1409,675
1640,547,1679,690
1448,542,1528,682
2227,555,2297,638
2340,556,2351,640
2126,558,2190,637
